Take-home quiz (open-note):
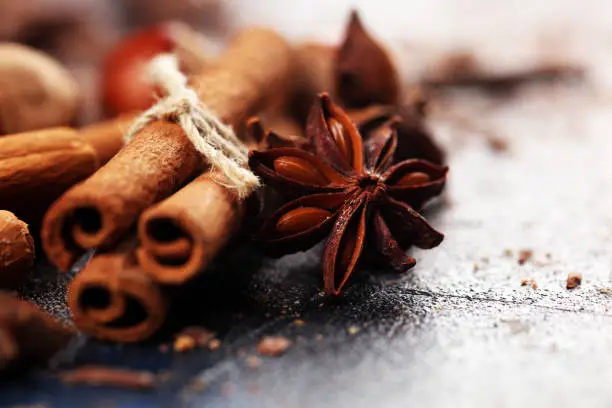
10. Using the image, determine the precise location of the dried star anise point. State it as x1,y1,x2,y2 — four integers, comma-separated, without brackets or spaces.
249,95,448,296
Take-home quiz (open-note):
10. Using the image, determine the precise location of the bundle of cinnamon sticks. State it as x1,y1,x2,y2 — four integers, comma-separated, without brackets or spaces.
0,10,451,351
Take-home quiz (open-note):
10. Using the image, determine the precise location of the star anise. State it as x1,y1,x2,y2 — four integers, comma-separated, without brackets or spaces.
249,94,448,295
348,89,446,165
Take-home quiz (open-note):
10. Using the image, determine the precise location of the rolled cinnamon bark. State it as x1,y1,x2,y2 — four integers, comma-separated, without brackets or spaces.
136,172,243,284
0,292,74,374
43,28,292,272
0,211,34,289
68,251,167,343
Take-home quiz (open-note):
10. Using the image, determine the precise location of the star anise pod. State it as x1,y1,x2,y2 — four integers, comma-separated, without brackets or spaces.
335,10,400,108
249,94,448,295
348,94,446,165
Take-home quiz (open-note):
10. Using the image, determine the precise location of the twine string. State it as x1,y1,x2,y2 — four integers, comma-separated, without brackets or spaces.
123,53,259,198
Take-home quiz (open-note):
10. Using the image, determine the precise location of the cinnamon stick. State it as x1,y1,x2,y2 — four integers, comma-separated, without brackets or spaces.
0,292,74,374
43,28,292,272
0,211,34,289
68,251,167,343
136,172,243,284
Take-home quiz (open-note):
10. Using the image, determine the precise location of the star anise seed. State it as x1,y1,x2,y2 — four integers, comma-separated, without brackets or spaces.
249,93,448,295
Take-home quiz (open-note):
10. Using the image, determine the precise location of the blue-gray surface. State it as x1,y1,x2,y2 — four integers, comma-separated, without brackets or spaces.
3,84,612,408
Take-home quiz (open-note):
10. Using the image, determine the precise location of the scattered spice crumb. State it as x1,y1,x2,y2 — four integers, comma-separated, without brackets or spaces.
315,334,323,341
503,249,513,257
59,366,156,390
256,336,292,357
599,287,612,294
348,325,360,335
208,339,221,351
521,279,538,289
473,263,480,272
176,326,215,348
518,249,533,265
174,335,196,353
566,272,582,289
481,257,490,264
245,355,262,368
173,327,216,353
487,136,509,152
293,319,305,326
545,252,552,260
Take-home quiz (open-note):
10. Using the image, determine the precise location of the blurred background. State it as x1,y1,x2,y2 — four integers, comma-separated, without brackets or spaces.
3,0,611,126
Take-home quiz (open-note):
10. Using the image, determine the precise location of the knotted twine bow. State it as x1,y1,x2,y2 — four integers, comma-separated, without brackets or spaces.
123,54,260,198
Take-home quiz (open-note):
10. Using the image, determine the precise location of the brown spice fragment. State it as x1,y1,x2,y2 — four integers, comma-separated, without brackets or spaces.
487,136,509,153
174,326,215,351
59,366,156,390
173,335,196,353
521,279,538,289
518,249,533,265
566,272,582,289
245,355,262,368
208,339,221,351
256,336,292,357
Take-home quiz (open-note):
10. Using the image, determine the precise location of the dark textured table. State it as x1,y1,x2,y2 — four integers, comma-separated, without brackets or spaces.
2,81,611,408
